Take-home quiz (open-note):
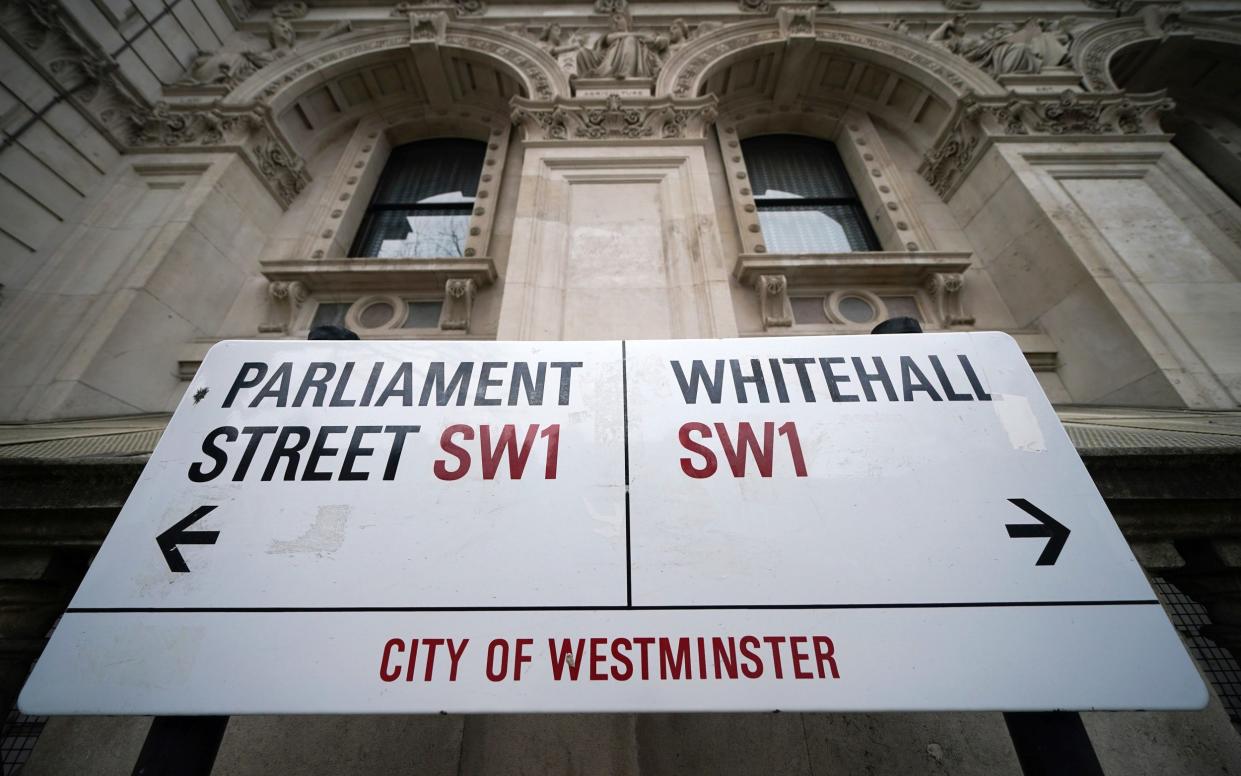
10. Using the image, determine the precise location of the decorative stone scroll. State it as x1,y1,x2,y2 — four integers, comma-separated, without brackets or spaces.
756,275,793,329
127,101,311,209
510,94,718,141
262,280,310,334
919,89,1174,199
925,272,972,327
441,278,477,331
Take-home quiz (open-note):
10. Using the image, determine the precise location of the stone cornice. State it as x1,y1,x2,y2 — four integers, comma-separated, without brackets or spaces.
919,89,1174,200
510,94,719,142
127,101,311,209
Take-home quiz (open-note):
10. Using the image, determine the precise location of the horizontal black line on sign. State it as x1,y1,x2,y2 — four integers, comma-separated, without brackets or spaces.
65,600,1160,614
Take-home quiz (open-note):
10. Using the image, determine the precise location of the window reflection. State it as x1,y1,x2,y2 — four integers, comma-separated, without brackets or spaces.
741,135,880,253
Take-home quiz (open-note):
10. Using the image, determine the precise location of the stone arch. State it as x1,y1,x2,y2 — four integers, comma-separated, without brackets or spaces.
225,22,570,113
655,18,1000,105
1073,15,1241,93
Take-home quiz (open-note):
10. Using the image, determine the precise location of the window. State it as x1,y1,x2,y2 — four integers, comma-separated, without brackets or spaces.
350,139,487,258
741,135,880,253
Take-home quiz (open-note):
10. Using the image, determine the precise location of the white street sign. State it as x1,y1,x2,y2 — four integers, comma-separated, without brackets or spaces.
20,333,1206,714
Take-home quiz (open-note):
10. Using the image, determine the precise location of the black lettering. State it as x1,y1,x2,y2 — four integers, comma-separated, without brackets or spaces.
233,426,277,481
223,363,265,408
475,362,506,407
303,426,347,481
929,355,972,401
818,357,859,402
359,362,384,407
900,356,942,401
959,355,993,401
341,426,381,481
420,362,474,407
330,362,357,407
188,426,238,482
670,360,725,404
768,358,790,402
550,362,582,405
781,358,817,402
250,362,293,407
262,426,311,481
730,359,769,403
294,362,335,407
852,356,897,402
383,425,421,480
509,362,546,406
377,363,414,407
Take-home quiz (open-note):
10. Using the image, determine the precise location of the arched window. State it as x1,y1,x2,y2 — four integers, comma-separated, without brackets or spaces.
741,134,880,253
350,138,487,258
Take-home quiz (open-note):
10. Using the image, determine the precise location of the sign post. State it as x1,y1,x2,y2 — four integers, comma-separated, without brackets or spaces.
20,333,1206,714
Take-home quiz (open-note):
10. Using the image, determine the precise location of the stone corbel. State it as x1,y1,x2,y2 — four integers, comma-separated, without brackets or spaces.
401,11,449,45
776,5,816,38
756,274,793,329
925,272,973,327
440,278,477,331
261,280,309,333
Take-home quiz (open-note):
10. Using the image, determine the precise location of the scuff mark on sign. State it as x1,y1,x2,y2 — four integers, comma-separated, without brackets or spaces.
269,505,349,555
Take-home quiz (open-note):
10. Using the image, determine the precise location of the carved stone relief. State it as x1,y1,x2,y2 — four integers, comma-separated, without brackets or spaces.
263,280,310,333
575,13,669,79
392,0,486,18
757,275,793,328
930,15,1077,78
441,279,477,331
919,90,1175,198
511,94,718,141
925,272,972,326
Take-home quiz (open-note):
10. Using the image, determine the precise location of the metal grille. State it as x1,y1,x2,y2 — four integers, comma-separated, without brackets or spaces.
1152,576,1241,724
0,709,46,775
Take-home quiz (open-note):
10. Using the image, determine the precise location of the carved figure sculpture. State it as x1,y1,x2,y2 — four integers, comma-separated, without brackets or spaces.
928,14,968,53
576,13,668,79
962,18,1074,76
177,49,265,87
669,18,691,46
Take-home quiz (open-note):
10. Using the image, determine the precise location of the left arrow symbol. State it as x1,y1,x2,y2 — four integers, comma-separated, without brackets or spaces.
157,505,220,573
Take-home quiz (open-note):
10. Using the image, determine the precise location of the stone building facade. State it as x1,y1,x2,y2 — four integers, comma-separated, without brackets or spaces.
2,0,1241,773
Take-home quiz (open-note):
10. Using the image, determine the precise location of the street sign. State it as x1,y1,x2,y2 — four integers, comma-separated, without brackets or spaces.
19,333,1206,714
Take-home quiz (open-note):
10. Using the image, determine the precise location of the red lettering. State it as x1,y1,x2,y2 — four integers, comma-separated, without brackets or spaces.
633,637,655,680
434,425,473,480
380,638,404,682
716,422,776,477
515,638,533,681
712,637,738,679
549,638,584,680
422,637,444,681
404,638,420,682
813,636,840,679
739,635,762,678
590,637,608,681
541,424,560,479
447,638,468,681
678,422,717,478
778,422,808,477
481,424,540,479
611,638,633,681
659,637,691,680
762,636,786,679
486,638,508,682
789,636,813,679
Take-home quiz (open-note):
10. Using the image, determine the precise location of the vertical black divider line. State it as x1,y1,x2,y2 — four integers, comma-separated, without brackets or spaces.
621,340,633,608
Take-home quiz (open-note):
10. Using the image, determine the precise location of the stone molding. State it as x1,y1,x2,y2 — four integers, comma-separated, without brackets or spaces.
126,102,310,209
734,252,972,287
1072,14,1241,92
391,0,486,18
441,278,477,331
919,89,1175,199
261,280,310,334
259,257,497,295
226,22,569,108
655,18,998,101
0,0,148,152
510,94,719,142
756,274,793,328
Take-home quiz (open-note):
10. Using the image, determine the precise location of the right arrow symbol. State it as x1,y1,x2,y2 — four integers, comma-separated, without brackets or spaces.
1005,498,1070,566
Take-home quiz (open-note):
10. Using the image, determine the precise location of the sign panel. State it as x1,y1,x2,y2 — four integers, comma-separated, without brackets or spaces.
20,333,1206,714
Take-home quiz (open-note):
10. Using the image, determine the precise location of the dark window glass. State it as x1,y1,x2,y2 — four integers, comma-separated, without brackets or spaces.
403,301,443,328
741,135,880,253
350,139,487,258
311,302,349,329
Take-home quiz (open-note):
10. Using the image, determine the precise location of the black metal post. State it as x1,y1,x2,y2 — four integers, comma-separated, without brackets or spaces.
131,716,229,776
1003,711,1105,776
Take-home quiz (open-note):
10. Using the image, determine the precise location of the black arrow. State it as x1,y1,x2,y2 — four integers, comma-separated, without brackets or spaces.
157,505,220,573
1005,498,1070,566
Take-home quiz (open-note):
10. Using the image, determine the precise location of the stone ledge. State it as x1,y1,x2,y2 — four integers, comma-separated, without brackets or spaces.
734,252,972,286
259,257,498,294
